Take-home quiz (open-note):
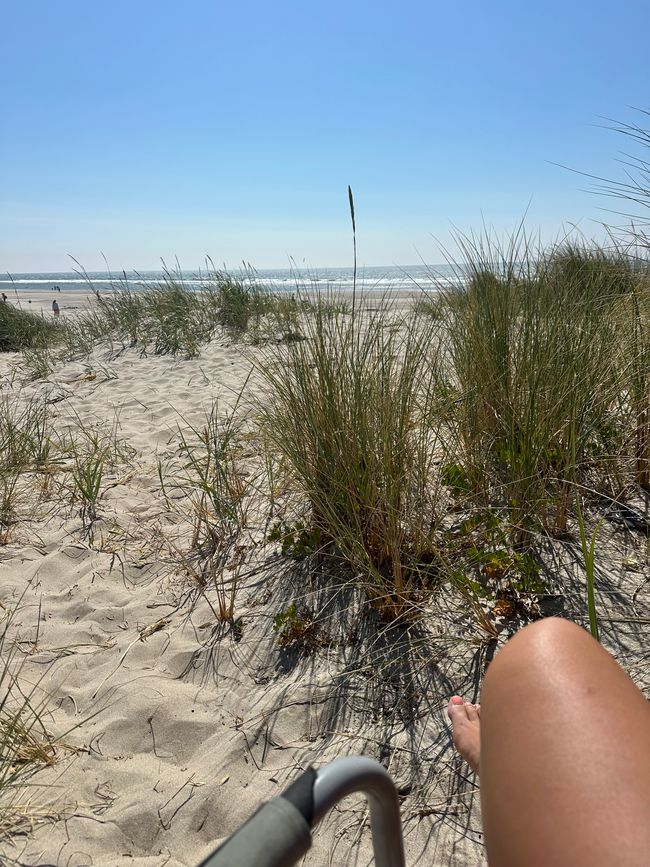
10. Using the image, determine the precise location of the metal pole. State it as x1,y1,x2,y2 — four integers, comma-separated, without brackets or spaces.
313,757,406,867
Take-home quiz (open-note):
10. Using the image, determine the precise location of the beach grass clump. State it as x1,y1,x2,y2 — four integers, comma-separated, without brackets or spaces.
545,242,640,300
615,274,650,489
140,279,208,356
70,448,104,524
0,396,52,474
440,234,639,540
21,345,56,381
0,396,54,535
244,291,348,344
169,402,252,622
0,303,58,353
58,314,106,360
94,287,144,348
0,601,57,839
208,273,266,336
68,270,268,355
257,299,446,620
61,414,134,525
62,269,210,357
412,293,448,320
64,266,349,358
94,277,208,356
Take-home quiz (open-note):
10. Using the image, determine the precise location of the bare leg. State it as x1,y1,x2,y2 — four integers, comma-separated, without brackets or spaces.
448,618,650,866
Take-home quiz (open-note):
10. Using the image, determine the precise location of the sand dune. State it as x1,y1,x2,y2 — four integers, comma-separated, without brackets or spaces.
0,305,648,866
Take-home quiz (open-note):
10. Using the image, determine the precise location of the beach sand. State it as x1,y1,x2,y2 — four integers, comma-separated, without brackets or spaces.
0,314,648,866
3,289,100,320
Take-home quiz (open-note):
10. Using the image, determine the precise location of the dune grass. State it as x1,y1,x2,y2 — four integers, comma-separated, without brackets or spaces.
620,277,650,489
162,399,254,623
4,267,349,373
0,303,58,353
4,240,647,630
0,396,54,537
438,236,642,542
256,298,447,620
250,237,649,624
61,268,337,359
0,600,58,840
0,390,134,542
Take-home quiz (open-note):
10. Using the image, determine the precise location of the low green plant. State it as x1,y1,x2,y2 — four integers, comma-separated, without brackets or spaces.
267,519,322,559
441,462,472,497
273,602,321,650
448,507,544,604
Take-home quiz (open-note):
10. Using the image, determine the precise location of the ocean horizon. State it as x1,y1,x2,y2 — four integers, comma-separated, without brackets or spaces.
0,264,457,296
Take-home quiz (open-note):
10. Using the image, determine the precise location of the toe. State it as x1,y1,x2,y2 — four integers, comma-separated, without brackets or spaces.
448,696,475,725
465,703,480,722
447,695,465,720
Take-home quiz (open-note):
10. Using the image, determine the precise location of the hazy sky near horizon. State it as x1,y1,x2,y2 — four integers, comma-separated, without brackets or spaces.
1,0,648,272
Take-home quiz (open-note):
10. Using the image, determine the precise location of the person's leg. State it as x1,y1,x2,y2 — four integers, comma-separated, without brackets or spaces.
448,618,650,866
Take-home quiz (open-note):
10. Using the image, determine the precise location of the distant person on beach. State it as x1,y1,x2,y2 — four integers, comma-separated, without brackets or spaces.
447,617,650,865
1,292,7,303
52,299,60,318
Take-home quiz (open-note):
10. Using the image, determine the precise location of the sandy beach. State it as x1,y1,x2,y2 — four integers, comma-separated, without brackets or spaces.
4,2,650,861
0,291,648,867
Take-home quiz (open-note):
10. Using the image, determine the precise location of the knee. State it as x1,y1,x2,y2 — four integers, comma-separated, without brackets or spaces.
508,616,587,655
484,617,591,690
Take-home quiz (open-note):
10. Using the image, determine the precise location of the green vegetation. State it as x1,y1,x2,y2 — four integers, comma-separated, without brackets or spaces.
162,400,254,623
0,396,53,536
0,302,57,352
70,447,104,524
273,602,323,650
2,122,648,635
439,238,639,541
2,236,647,631
267,519,323,559
2,116,648,859
575,492,602,641
257,301,446,620
66,267,345,358
0,393,132,542
252,239,649,624
0,600,58,839
2,271,348,372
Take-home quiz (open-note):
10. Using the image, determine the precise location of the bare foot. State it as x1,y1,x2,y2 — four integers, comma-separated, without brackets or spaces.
447,695,481,774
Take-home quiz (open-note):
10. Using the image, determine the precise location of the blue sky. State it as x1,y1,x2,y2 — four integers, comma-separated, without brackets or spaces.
1,0,648,271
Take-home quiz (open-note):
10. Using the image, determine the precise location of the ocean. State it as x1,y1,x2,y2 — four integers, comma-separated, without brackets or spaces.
0,264,458,297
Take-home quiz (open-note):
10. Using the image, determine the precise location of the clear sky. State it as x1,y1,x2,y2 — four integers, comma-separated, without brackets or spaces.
1,0,648,272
